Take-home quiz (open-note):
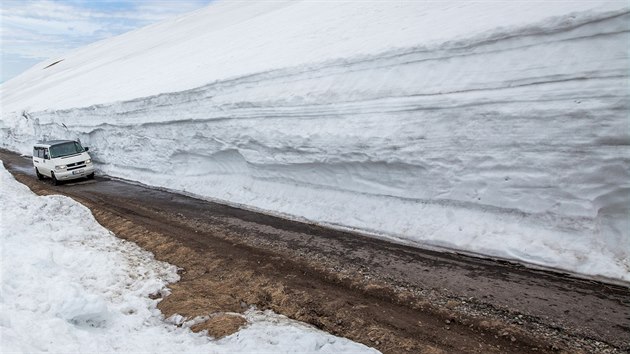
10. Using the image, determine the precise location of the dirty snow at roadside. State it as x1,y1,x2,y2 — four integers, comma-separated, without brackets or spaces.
1,1,629,283
0,163,378,353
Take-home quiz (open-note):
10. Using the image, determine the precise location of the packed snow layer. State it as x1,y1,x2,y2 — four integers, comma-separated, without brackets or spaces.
1,2,629,282
0,162,378,353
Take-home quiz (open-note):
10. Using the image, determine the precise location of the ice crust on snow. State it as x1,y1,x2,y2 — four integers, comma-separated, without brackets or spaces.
0,162,377,353
1,1,629,282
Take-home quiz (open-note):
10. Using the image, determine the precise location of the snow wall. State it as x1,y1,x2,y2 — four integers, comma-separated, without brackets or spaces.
1,2,629,282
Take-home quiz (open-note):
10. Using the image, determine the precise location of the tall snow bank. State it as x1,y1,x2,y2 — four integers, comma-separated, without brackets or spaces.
0,162,377,353
1,1,629,282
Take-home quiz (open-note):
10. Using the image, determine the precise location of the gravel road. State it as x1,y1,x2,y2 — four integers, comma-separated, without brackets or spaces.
2,148,628,354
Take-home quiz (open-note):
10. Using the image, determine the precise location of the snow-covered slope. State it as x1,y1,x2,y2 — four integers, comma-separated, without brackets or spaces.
1,1,629,282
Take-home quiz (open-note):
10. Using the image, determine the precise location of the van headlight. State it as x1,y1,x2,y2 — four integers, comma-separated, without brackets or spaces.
55,165,67,171
85,159,92,164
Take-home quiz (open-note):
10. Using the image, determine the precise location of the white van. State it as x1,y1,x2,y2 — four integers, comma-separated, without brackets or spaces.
33,140,95,185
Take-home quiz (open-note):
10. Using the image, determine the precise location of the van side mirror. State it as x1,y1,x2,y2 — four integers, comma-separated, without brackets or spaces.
44,153,49,159
84,147,89,151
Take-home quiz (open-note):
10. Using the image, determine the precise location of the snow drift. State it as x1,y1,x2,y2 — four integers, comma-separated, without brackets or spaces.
0,162,377,353
1,1,629,282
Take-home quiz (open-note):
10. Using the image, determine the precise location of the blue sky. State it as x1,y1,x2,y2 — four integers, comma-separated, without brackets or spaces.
0,0,213,83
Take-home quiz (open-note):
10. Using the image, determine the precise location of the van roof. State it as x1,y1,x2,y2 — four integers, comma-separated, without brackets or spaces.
34,140,76,148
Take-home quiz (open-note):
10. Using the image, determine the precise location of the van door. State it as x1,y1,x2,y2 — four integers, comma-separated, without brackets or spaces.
32,147,46,175
41,148,53,177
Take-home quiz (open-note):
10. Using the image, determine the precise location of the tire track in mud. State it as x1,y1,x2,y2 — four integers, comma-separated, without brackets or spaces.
1,149,628,354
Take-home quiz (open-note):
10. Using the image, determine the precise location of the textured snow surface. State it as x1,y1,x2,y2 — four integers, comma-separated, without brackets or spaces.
1,1,629,282
0,162,378,353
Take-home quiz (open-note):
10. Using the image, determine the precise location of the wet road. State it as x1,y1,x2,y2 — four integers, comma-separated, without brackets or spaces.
1,148,628,353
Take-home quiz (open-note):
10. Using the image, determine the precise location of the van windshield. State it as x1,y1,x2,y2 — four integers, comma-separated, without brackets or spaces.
50,142,84,158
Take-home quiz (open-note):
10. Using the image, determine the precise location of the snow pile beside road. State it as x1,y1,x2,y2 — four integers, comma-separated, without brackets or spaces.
0,162,377,353
1,1,629,282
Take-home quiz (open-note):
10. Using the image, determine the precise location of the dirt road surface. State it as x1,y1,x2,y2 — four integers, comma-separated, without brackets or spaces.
1,149,628,353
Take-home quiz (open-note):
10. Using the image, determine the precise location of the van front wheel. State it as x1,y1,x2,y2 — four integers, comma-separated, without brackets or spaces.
35,168,44,180
51,172,59,186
